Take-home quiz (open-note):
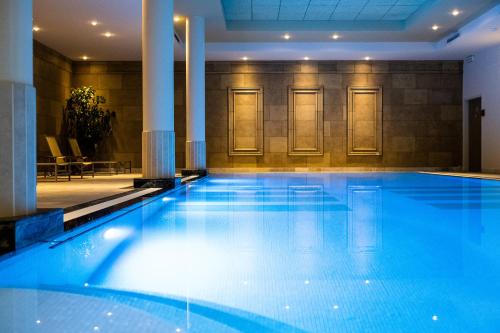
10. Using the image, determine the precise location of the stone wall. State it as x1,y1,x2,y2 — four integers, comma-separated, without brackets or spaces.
34,44,145,168
33,41,72,157
34,44,463,169
193,61,463,168
72,62,143,167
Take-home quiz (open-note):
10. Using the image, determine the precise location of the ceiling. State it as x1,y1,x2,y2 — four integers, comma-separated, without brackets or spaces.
32,0,500,61
222,0,434,29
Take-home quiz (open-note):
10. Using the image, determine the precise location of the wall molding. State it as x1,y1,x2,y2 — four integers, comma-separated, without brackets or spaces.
347,86,383,156
287,86,324,156
228,87,264,156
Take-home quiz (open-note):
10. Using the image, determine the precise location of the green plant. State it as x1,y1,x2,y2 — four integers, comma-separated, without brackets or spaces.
62,86,114,156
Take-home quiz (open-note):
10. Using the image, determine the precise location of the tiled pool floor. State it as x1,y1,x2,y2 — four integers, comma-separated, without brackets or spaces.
3,173,500,332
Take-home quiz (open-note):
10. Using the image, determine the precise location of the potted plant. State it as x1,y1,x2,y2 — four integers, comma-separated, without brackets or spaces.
62,86,114,157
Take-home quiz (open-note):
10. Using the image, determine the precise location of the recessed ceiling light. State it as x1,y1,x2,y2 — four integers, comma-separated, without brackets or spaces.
90,20,99,26
364,56,371,61
332,34,340,40
451,9,461,16
174,16,181,22
283,33,291,40
304,56,310,61
102,32,114,38
32,26,40,32
432,24,439,31
81,55,89,61
242,56,248,61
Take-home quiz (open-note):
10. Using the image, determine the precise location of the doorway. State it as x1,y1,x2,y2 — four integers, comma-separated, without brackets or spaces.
468,97,482,172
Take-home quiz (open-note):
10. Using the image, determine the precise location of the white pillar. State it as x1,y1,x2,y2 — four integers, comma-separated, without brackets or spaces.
0,0,37,217
184,16,206,173
138,0,176,187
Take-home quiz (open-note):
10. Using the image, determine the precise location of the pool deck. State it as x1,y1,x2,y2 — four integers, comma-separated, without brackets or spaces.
37,174,140,210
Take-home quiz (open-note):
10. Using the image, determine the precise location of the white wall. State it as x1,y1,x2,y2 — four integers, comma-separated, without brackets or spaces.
463,44,500,172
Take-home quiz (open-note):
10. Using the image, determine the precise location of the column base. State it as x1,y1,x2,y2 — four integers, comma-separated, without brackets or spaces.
0,81,37,217
186,140,206,170
181,169,208,177
133,178,176,189
142,130,176,179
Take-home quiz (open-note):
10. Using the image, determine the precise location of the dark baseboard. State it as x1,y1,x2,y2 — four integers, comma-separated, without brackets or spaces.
133,178,176,189
0,208,64,256
181,169,208,177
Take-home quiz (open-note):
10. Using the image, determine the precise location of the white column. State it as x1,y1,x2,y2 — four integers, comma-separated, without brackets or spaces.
139,0,176,186
0,0,36,217
185,16,206,172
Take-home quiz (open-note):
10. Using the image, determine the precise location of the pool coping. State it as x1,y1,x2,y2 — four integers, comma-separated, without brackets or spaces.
209,167,461,173
420,171,500,181
63,187,167,230
63,174,206,230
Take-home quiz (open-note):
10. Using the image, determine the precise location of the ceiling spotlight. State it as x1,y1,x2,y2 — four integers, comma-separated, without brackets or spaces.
364,56,371,61
451,9,461,16
242,56,248,61
103,32,114,38
283,33,291,40
332,34,340,40
174,16,181,22
304,56,310,61
432,24,439,31
90,20,99,26
32,26,40,32
81,55,89,61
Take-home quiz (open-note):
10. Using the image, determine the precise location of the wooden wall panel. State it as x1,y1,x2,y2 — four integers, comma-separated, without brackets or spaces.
228,87,263,156
348,87,383,156
288,87,324,155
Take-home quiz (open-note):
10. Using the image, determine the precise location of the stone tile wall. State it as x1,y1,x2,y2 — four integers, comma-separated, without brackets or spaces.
195,61,463,168
34,42,463,169
34,43,145,167
34,41,72,157
72,62,143,167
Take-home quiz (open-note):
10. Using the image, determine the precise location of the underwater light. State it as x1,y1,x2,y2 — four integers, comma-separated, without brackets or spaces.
103,227,131,240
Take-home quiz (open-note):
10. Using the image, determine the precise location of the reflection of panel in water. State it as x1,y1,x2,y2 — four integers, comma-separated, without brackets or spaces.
288,186,324,251
348,186,383,253
230,188,264,250
185,184,207,239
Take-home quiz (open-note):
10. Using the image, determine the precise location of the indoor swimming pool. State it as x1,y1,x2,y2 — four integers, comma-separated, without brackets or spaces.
1,173,500,332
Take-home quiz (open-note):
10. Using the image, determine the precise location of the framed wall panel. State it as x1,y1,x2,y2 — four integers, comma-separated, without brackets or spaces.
347,86,383,156
228,87,264,156
288,86,324,156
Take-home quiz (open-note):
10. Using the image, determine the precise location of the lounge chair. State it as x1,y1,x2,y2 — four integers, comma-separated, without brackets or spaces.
43,136,94,179
37,153,72,182
68,138,131,174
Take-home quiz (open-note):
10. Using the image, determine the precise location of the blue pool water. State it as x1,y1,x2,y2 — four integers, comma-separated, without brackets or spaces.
1,173,500,332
